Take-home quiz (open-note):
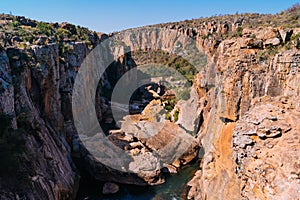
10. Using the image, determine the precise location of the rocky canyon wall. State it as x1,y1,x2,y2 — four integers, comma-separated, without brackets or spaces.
0,16,136,199
115,13,300,199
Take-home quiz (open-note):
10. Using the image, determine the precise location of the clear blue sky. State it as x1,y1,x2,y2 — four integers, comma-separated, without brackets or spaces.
0,0,298,33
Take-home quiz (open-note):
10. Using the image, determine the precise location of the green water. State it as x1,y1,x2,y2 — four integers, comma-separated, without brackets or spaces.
76,161,199,200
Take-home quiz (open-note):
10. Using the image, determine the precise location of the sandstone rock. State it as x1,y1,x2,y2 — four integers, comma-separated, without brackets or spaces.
247,39,263,49
265,37,281,46
184,31,299,200
0,26,136,198
176,87,202,133
233,135,254,148
129,141,144,149
233,96,300,200
172,160,181,168
256,27,281,41
187,170,202,199
162,163,178,174
128,152,165,185
130,148,141,155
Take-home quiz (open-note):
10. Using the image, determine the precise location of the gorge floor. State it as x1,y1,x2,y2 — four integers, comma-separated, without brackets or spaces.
75,160,200,200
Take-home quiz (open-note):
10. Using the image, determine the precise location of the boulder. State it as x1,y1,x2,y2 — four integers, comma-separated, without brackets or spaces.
102,182,119,194
35,36,48,45
11,36,22,44
162,164,178,174
265,37,281,46
279,29,293,43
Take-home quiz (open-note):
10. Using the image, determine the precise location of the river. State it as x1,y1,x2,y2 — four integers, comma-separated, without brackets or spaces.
76,161,199,200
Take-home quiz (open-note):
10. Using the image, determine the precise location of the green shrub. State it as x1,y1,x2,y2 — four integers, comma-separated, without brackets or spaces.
173,109,179,122
59,42,74,54
11,20,21,28
164,98,178,120
201,34,209,40
290,33,300,41
133,49,198,81
56,28,72,41
36,22,53,36
236,27,243,37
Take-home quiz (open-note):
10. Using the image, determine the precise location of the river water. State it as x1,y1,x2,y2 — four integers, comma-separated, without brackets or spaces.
76,161,199,200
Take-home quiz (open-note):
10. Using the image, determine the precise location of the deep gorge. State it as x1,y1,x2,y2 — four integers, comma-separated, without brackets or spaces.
0,6,300,200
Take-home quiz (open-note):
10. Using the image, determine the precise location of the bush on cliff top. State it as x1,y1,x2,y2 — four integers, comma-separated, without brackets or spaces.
36,22,54,36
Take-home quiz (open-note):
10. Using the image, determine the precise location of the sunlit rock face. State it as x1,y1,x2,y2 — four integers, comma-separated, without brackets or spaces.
185,31,300,200
233,96,300,200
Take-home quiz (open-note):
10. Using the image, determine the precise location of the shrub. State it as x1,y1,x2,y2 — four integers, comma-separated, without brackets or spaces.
290,33,300,41
236,27,243,37
56,28,72,41
36,22,53,36
59,42,74,54
201,34,209,40
173,109,179,122
11,19,21,28
164,98,178,120
133,49,199,81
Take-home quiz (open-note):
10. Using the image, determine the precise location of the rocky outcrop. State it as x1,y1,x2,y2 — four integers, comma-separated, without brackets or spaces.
233,96,300,199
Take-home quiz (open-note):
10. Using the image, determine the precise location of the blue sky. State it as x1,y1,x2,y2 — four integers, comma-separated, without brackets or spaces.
0,0,298,33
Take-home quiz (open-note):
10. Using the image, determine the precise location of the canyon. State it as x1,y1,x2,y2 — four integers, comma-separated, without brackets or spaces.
0,5,300,200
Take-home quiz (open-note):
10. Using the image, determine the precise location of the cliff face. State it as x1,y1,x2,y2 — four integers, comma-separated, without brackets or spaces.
0,41,87,199
0,16,137,199
1,7,300,200
190,33,300,200
115,9,300,199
